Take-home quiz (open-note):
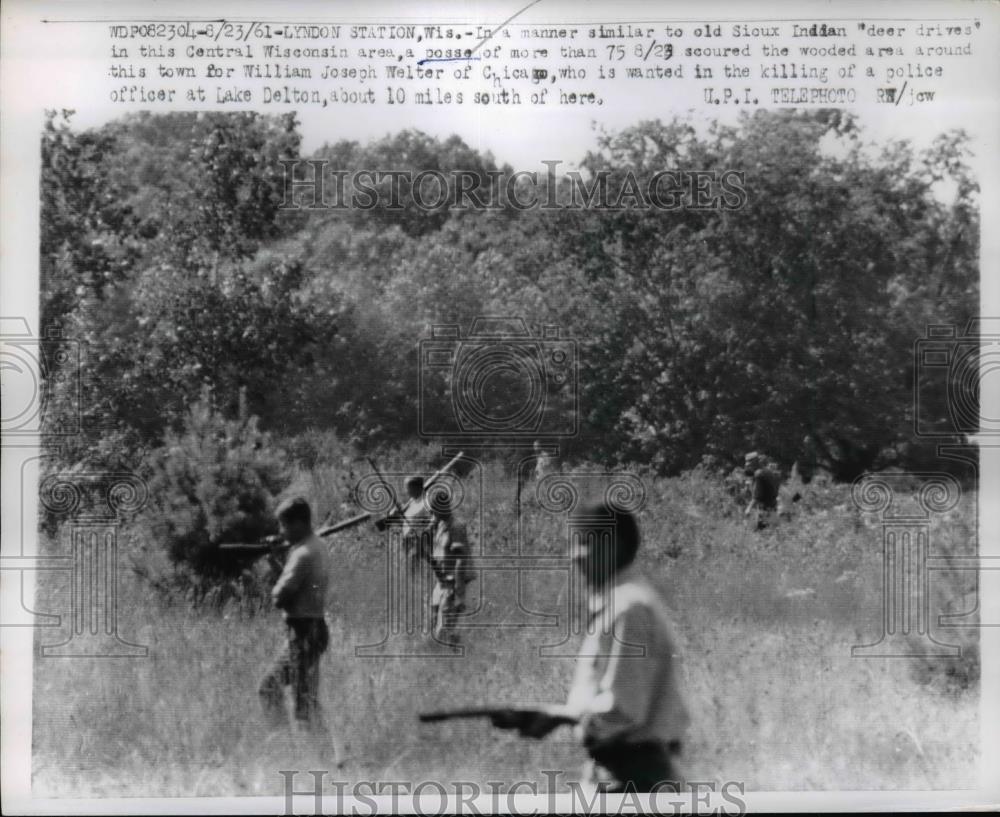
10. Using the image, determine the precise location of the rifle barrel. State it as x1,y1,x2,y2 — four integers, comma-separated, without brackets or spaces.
419,708,497,722
317,511,372,538
219,511,372,556
217,542,283,555
423,451,465,491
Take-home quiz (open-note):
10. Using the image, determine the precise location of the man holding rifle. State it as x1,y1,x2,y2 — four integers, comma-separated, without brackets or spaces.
258,496,332,737
388,473,472,645
371,453,472,645
400,475,433,558
425,489,474,646
486,501,689,791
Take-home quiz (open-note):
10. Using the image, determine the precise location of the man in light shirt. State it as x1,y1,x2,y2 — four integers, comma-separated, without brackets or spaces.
400,475,433,554
533,439,558,481
425,491,474,645
394,476,473,644
258,496,332,734
493,501,689,792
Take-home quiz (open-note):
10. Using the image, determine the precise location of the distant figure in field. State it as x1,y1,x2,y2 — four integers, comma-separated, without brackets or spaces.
491,502,689,792
743,451,781,530
258,497,331,738
533,440,558,481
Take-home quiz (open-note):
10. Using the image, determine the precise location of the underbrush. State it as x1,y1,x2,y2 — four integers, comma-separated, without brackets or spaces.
33,447,980,795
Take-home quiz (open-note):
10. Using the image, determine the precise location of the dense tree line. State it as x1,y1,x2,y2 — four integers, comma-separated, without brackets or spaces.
40,110,977,478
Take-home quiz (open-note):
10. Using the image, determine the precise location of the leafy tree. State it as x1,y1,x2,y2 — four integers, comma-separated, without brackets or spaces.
39,112,978,479
111,111,303,270
40,111,141,330
541,112,977,477
314,129,505,237
39,112,305,461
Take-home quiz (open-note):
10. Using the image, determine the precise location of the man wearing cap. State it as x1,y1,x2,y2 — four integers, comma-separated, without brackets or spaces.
744,451,781,530
258,496,332,735
492,502,689,792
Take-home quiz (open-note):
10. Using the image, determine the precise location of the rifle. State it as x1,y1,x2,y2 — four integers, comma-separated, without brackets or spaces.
418,704,578,728
317,510,373,538
218,511,372,560
372,451,465,531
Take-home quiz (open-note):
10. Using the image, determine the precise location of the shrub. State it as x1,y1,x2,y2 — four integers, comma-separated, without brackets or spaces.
145,391,290,579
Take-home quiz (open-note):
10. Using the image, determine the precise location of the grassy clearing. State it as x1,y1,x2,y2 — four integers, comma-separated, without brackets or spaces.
32,463,978,795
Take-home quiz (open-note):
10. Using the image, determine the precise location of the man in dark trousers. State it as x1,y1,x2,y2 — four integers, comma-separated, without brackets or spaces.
744,451,781,530
492,501,689,792
258,497,332,736
400,475,433,557
425,491,474,645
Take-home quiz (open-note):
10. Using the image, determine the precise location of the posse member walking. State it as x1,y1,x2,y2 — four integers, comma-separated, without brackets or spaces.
425,491,474,646
492,501,689,792
743,451,781,529
400,475,433,558
533,440,558,481
258,497,332,736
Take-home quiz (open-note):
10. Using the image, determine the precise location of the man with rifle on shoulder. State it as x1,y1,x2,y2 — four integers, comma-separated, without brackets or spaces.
425,488,474,646
370,452,471,644
397,475,434,562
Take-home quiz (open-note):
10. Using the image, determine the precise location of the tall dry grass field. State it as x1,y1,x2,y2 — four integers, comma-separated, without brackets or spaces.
32,462,978,795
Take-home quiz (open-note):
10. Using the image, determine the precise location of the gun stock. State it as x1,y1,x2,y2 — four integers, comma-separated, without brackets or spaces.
218,535,286,558
418,704,577,726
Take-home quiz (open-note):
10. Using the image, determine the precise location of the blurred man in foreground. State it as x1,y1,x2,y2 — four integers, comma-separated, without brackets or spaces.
492,501,689,792
258,497,332,736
